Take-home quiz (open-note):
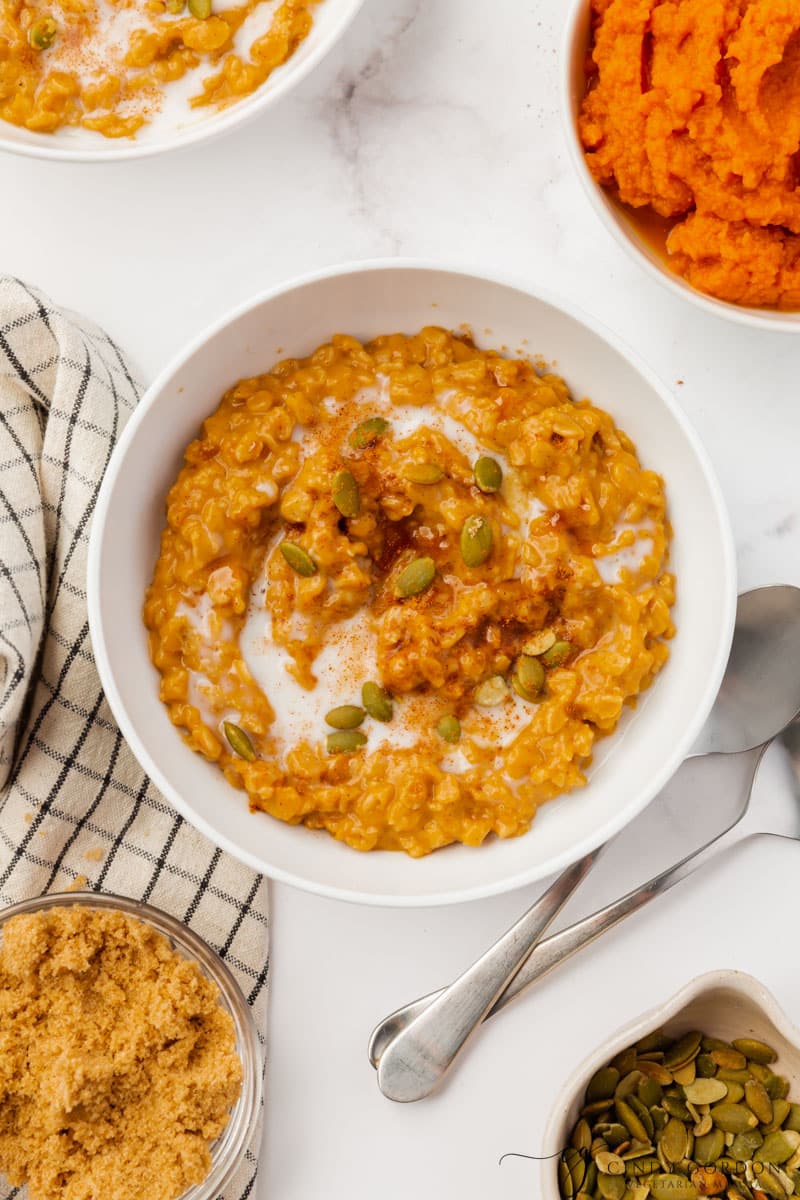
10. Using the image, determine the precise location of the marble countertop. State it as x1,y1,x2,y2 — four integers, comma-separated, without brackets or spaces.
3,1,800,1197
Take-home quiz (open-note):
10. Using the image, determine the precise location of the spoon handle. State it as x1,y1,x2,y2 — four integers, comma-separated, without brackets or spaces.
370,746,764,1075
375,846,602,1102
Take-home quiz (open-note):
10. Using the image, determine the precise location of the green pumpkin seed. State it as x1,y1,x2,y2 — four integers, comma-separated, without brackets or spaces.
663,1033,704,1071
651,1107,669,1132
725,1082,745,1104
584,1161,598,1195
730,1130,764,1161
403,461,444,485
595,1151,626,1176
611,1049,638,1075
166,0,185,12
326,730,367,754
694,1128,726,1165
325,705,365,730
460,514,493,567
660,1118,689,1164
474,455,503,493
540,639,575,669
757,1163,793,1200
597,1123,628,1148
693,1112,713,1137
717,1068,752,1084
673,1062,696,1087
617,1100,650,1144
395,556,436,598
615,1071,641,1102
702,1038,733,1053
784,1104,800,1133
649,1174,697,1200
733,1039,777,1066
750,1062,774,1085
663,1096,691,1122
638,1078,664,1108
436,714,461,743
769,1076,791,1102
756,1131,800,1165
350,416,390,448
571,1118,593,1153
583,1099,614,1118
711,1048,748,1071
563,1147,586,1193
280,541,318,576
511,672,541,703
745,1078,774,1125
188,0,211,15
474,675,508,706
362,682,393,723
223,721,256,761
711,1103,759,1134
628,1096,655,1140
637,1031,671,1054
763,1099,791,1134
684,1079,729,1106
597,1175,626,1200
558,1158,574,1198
332,470,361,518
515,654,546,697
696,1054,717,1078
639,1061,674,1086
27,14,57,47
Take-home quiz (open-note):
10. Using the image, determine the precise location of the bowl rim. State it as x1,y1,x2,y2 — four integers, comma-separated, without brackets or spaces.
86,257,737,906
540,969,800,1198
0,0,365,163
559,0,800,334
0,889,263,1199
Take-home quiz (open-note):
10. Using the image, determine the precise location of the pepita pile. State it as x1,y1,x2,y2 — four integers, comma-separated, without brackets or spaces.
559,1032,800,1200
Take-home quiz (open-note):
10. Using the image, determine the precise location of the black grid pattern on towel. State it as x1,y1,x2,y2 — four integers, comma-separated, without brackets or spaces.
0,276,267,1200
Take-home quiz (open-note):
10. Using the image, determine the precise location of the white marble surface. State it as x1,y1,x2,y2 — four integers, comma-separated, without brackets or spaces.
2,1,800,1197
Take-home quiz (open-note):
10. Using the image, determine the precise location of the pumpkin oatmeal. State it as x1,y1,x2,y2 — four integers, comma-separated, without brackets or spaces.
579,0,800,309
0,0,318,137
0,905,242,1200
144,328,675,858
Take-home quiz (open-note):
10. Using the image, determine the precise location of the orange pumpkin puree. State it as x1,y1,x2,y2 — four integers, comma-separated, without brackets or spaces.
579,0,800,309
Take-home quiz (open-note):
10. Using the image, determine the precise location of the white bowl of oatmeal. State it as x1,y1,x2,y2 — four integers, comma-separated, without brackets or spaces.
0,0,364,160
87,262,736,906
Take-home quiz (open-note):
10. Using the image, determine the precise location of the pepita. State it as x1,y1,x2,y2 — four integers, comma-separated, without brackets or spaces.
734,1041,777,1067
223,721,256,761
745,1080,774,1126
515,654,546,697
712,1050,748,1072
685,1081,730,1107
436,714,461,743
640,1062,675,1086
756,1131,800,1165
598,1175,627,1200
362,682,393,723
639,1078,664,1108
522,628,557,657
540,639,575,669
697,1056,718,1079
711,1104,759,1134
650,1174,698,1200
280,541,318,576
617,1099,651,1144
460,514,493,567
572,1118,593,1153
326,730,367,754
332,470,361,517
661,1118,690,1164
664,1033,704,1071
763,1099,791,1134
473,455,503,493
596,1151,626,1176
694,1115,714,1138
695,1129,726,1165
674,1063,698,1086
325,705,365,729
395,556,436,598
350,416,390,448
27,14,57,47
730,1130,764,1161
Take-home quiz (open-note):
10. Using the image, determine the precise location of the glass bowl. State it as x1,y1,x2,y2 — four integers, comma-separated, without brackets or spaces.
0,890,262,1200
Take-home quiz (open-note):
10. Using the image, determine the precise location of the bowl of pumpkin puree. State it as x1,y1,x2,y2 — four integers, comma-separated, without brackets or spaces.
562,0,800,330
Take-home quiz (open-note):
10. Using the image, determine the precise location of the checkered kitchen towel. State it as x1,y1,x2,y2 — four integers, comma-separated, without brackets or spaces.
0,277,268,1199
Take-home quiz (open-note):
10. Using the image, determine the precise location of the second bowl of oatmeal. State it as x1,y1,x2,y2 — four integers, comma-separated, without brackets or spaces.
88,262,736,906
0,0,364,160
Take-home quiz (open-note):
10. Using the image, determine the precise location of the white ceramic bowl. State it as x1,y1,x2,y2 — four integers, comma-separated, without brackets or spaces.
541,970,800,1200
2,0,364,162
561,0,800,333
87,261,736,907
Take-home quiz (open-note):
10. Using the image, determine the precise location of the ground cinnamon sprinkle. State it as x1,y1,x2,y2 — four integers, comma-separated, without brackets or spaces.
0,905,243,1200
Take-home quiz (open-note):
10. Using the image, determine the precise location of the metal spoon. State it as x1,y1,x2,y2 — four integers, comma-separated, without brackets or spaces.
372,585,800,1099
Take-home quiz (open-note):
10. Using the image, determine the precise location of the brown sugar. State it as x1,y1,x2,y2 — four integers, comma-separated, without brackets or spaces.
0,905,243,1200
